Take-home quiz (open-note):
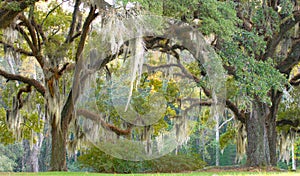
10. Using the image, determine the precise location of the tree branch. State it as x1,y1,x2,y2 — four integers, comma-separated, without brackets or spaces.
145,40,246,123
0,69,45,96
0,0,39,29
19,14,38,53
277,119,299,127
17,84,31,109
76,109,132,136
75,5,98,62
276,40,300,75
219,116,234,130
15,24,35,53
15,24,44,67
183,100,213,113
68,31,81,43
264,10,300,60
41,1,65,26
65,0,81,43
0,40,33,56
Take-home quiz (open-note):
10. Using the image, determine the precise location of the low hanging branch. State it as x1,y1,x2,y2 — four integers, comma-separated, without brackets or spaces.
144,40,247,123
0,69,45,96
17,84,32,109
276,119,300,128
76,109,132,136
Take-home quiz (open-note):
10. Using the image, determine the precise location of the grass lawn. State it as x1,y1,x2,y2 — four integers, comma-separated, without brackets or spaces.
0,171,299,176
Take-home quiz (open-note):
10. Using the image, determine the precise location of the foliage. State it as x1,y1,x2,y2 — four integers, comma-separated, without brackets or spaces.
38,136,51,172
220,127,236,151
0,155,15,172
219,144,237,166
198,0,240,40
0,143,23,172
78,147,206,173
0,108,15,144
295,136,300,161
221,38,287,107
278,87,300,123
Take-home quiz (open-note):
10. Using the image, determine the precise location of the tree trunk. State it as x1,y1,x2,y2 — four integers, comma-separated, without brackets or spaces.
215,114,220,166
245,100,270,167
49,92,73,171
266,90,282,166
31,143,40,172
292,141,296,171
50,115,68,171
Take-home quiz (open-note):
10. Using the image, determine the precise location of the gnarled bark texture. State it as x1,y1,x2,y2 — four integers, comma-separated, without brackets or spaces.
246,100,269,166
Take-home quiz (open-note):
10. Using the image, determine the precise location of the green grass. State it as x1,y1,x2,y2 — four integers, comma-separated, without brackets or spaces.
0,172,299,176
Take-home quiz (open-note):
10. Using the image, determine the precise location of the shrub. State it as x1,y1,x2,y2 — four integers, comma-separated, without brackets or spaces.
78,147,206,173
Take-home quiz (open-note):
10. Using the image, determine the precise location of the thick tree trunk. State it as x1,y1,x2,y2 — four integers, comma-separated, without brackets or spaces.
49,92,73,171
245,91,282,167
266,91,282,166
50,115,68,171
245,100,270,167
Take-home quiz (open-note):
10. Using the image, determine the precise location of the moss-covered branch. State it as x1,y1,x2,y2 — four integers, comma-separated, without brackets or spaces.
0,68,45,96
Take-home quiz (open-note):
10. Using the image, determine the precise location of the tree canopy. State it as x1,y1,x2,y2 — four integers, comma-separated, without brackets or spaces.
0,0,300,171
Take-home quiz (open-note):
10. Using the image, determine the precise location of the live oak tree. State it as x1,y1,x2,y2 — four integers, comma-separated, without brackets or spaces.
218,0,300,167
135,0,300,167
202,0,300,167
0,0,103,171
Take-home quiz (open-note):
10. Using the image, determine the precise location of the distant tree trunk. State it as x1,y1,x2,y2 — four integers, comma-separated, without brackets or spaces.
21,135,43,172
31,108,45,172
292,142,296,171
245,99,270,167
31,143,40,172
22,140,31,171
39,130,51,171
215,114,220,166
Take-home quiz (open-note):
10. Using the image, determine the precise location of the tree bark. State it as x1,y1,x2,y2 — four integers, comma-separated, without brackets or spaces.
49,91,73,171
30,143,40,172
49,114,67,171
245,100,270,167
267,90,282,166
